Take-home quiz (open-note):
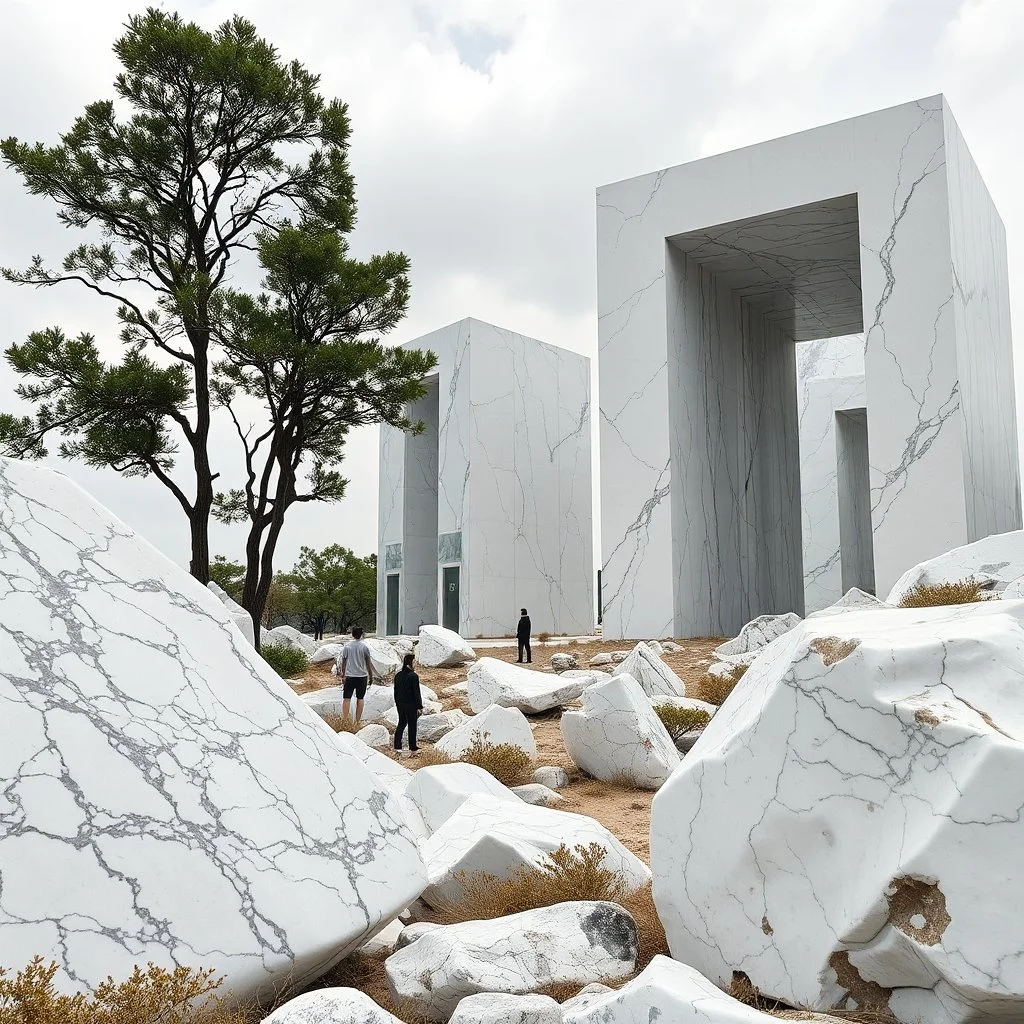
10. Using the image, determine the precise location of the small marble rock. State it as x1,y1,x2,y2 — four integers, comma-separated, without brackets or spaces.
395,921,442,949
550,651,580,672
713,612,802,658
559,982,614,1016
262,988,402,1023
610,642,686,698
511,783,565,806
532,765,570,789
415,708,469,743
589,652,613,666
356,723,391,749
449,992,562,1024
385,901,638,1021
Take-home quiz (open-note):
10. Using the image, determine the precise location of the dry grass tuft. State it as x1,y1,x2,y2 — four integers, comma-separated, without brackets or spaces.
537,631,552,643
321,712,360,734
411,746,453,767
653,704,711,742
432,845,667,975
898,579,988,608
458,737,533,787
688,664,748,706
532,980,588,1002
0,958,250,1024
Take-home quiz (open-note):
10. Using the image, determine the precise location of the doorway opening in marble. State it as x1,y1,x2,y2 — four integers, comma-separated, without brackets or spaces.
666,193,864,631
836,407,875,594
401,374,440,631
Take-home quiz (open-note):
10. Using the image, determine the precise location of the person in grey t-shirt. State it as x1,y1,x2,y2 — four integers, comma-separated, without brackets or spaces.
339,626,375,723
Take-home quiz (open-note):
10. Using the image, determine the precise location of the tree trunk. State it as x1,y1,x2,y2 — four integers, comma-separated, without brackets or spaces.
187,325,214,584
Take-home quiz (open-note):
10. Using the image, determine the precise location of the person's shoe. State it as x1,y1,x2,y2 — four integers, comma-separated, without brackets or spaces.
409,747,419,753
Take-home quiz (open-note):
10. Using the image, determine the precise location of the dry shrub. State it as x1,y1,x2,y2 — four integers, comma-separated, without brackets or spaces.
898,579,988,608
432,845,668,974
537,631,552,643
410,746,453,767
458,737,532,787
653,704,711,741
0,958,250,1024
689,664,748,706
321,712,360,734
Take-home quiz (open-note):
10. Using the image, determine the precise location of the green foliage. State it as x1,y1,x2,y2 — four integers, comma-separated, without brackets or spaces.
0,7,363,581
654,703,711,742
209,555,246,601
260,643,309,679
0,956,247,1023
284,544,377,635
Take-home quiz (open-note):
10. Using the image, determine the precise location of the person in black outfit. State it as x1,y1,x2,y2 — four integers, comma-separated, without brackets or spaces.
516,607,532,663
393,653,423,752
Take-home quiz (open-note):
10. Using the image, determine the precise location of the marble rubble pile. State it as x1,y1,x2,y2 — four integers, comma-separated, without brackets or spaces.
0,458,426,1004
651,599,1024,1024
385,902,639,1020
886,528,1024,603
609,641,686,697
419,793,650,907
417,623,476,667
436,702,538,758
561,674,680,788
467,656,590,714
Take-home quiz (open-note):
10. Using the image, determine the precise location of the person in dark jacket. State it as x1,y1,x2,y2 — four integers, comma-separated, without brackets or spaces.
393,653,424,753
516,607,532,663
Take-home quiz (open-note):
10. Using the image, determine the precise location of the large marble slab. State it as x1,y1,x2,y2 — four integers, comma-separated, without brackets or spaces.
0,457,426,1002
597,96,1021,638
378,317,593,638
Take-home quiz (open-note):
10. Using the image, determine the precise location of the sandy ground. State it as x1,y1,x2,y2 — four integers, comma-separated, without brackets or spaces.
296,635,724,862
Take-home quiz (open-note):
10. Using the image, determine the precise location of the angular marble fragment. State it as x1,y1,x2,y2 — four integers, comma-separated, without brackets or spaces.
417,624,476,667
385,902,638,1020
467,656,588,713
404,763,518,834
0,458,426,1003
651,601,1024,1023
561,674,680,789
610,641,686,698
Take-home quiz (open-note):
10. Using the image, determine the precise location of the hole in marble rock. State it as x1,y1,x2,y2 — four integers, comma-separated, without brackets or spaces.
886,876,951,947
827,950,895,1015
666,194,875,627
810,636,860,667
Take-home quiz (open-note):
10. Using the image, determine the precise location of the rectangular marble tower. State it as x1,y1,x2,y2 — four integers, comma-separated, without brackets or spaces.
378,318,594,638
597,95,1021,639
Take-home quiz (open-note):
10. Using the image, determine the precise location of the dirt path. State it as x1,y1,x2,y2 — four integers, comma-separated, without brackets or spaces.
297,636,724,862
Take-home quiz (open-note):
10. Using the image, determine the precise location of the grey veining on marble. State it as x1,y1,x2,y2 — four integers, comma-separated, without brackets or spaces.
438,531,462,564
0,457,426,1003
385,542,403,571
378,318,593,637
598,95,1021,639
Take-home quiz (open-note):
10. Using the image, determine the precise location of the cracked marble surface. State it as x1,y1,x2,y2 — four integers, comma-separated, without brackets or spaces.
561,674,680,789
419,793,650,908
0,458,426,1002
650,599,1024,1022
379,318,593,637
385,901,638,1021
598,95,1020,639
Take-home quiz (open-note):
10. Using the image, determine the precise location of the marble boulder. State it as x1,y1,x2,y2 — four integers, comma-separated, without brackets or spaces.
420,793,650,907
385,902,638,1020
207,580,256,646
713,612,802,658
610,641,685,698
417,624,476,667
562,955,811,1023
532,765,570,789
263,623,318,657
467,657,588,714
404,763,518,834
651,600,1024,1023
356,723,391,749
435,703,538,759
562,674,680,789
0,458,426,1003
262,988,403,1023
380,699,443,729
328,637,402,678
415,708,469,743
448,992,562,1024
510,783,564,806
589,652,613,666
309,640,343,664
886,529,1024,603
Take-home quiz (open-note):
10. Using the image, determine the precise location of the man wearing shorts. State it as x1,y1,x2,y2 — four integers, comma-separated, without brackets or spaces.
339,626,374,723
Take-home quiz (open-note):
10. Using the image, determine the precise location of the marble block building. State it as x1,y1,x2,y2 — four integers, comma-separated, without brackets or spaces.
598,95,1021,639
797,336,868,614
378,317,593,638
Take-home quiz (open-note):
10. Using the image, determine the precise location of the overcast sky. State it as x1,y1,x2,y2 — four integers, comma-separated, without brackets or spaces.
2,0,1022,574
